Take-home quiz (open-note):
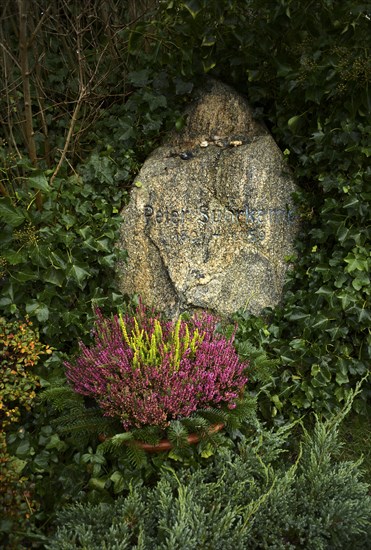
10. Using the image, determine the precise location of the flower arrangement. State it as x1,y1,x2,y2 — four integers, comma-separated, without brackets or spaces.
64,303,249,432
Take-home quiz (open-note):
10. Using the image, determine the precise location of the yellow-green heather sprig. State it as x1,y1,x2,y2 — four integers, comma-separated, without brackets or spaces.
173,317,182,369
190,326,204,355
118,312,204,371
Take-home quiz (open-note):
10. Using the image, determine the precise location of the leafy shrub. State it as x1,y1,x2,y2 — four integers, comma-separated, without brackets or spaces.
0,0,369,419
0,3,193,351
0,316,52,426
48,414,371,549
0,165,129,350
0,316,51,548
1,1,370,543
0,432,39,550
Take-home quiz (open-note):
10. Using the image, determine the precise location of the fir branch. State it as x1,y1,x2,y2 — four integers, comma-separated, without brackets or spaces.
126,442,147,468
40,385,82,411
132,425,163,445
167,421,189,448
98,431,134,455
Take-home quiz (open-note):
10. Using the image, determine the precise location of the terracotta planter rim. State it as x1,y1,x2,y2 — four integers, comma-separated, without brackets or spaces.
98,423,225,453
137,422,225,453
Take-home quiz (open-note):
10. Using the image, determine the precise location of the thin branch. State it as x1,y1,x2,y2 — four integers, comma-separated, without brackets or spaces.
18,0,42,209
27,5,51,47
50,10,87,185
33,40,51,166
50,92,86,185
0,27,22,159
0,41,21,70
17,0,37,165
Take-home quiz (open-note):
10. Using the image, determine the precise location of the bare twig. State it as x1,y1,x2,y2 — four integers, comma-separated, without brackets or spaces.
28,5,51,47
18,0,43,209
18,0,37,165
0,25,22,160
0,41,21,70
50,12,87,185
50,86,86,185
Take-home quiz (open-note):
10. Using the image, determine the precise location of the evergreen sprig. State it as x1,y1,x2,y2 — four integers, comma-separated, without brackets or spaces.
49,409,371,549
41,379,254,459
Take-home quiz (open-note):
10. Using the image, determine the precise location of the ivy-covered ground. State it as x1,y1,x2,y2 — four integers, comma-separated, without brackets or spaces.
1,1,370,547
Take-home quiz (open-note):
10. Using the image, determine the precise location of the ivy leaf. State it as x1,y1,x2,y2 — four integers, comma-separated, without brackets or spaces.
89,478,106,491
128,69,150,87
44,267,64,287
12,267,36,282
110,471,125,494
184,0,202,18
344,254,368,272
352,274,370,290
49,251,67,270
67,264,91,286
325,325,348,339
336,371,349,385
311,315,329,329
288,115,303,132
276,62,292,77
60,213,76,230
201,34,216,47
315,286,334,297
285,310,310,321
26,301,49,322
175,79,193,95
3,250,28,265
15,438,31,457
0,199,26,227
34,451,51,471
202,58,216,72
28,174,50,193
358,309,371,323
200,444,214,458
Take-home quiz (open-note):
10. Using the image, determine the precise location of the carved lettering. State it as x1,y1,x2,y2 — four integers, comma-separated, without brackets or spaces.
143,201,296,244
212,209,222,222
144,205,153,217
171,210,179,224
199,205,209,224
181,208,188,223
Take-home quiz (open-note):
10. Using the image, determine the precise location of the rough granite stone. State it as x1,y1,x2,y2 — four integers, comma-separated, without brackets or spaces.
117,80,300,318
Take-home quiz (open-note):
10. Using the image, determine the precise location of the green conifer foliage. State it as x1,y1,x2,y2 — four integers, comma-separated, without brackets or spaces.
49,415,371,549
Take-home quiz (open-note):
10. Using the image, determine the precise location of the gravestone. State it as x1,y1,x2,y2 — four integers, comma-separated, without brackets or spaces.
117,80,300,318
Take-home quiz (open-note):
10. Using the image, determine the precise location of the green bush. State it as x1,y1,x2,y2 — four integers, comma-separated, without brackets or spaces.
48,415,371,549
0,166,129,350
0,316,51,548
0,1,194,351
0,316,52,426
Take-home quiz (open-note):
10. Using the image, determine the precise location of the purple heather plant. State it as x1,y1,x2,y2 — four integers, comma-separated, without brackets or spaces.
64,304,248,429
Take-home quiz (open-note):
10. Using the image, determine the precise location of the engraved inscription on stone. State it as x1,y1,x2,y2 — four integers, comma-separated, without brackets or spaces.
142,202,297,245
117,80,301,318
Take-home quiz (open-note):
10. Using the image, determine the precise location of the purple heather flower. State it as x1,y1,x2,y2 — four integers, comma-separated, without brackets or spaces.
64,305,248,429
